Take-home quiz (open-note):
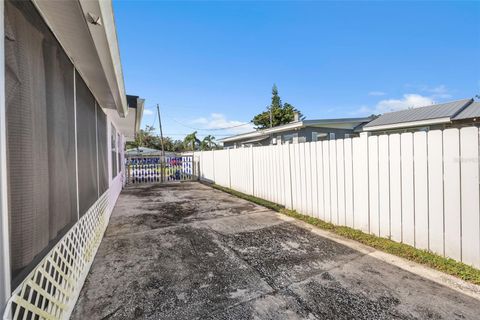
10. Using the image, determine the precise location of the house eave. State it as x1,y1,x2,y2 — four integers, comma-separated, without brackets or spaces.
32,0,128,117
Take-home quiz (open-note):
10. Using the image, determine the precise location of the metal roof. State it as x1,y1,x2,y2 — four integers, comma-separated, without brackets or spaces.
220,116,375,142
453,101,480,120
364,99,473,129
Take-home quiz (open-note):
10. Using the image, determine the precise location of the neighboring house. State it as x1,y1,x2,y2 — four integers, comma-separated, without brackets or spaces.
220,116,376,148
0,0,143,317
126,147,176,157
363,98,479,133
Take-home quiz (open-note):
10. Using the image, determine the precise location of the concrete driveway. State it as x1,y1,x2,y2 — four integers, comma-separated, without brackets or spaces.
71,182,480,320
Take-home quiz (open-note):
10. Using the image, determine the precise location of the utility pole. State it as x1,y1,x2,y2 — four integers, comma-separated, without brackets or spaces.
269,107,273,128
269,106,273,145
157,104,166,182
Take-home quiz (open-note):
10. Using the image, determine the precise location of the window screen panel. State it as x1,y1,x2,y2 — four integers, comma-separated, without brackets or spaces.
111,125,117,178
5,0,77,285
117,133,122,175
76,73,99,216
97,106,108,194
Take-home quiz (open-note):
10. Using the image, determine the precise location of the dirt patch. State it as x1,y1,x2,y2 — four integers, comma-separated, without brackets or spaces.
122,182,199,198
222,223,360,289
294,278,415,320
106,202,196,236
72,226,272,320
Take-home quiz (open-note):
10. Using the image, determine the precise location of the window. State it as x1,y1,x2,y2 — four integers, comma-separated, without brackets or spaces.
329,133,336,140
117,132,122,175
312,132,328,141
111,125,117,178
283,133,298,144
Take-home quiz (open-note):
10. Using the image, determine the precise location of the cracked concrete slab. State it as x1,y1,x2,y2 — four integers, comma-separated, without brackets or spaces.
71,182,480,320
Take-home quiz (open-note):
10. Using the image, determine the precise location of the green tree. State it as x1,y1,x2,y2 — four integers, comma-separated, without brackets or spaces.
200,135,217,150
251,84,304,129
126,125,157,149
184,131,201,151
126,126,188,152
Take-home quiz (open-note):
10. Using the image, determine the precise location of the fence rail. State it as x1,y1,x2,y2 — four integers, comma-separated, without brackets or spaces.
195,127,480,268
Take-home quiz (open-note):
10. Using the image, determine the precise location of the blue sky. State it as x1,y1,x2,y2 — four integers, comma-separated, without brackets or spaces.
114,0,480,140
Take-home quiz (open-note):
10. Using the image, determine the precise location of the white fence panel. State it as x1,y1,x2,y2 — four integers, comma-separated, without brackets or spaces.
200,151,215,182
214,150,230,188
283,144,293,209
305,143,313,216
353,136,369,232
378,135,391,238
389,133,402,242
266,147,273,202
289,144,298,210
310,142,319,218
299,143,307,214
329,140,339,224
316,141,326,221
322,140,331,222
413,132,429,250
368,135,380,236
460,127,480,268
252,147,261,199
344,138,354,228
262,146,269,200
337,139,346,226
401,132,415,246
428,130,444,256
230,148,252,194
443,128,461,261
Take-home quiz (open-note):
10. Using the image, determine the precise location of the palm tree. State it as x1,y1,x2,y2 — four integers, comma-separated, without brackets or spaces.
184,131,201,151
201,135,217,150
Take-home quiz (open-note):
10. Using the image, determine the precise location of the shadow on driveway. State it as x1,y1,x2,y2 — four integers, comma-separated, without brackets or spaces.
71,182,479,320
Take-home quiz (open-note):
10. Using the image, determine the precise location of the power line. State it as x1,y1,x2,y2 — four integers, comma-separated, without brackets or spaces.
170,117,251,131
143,103,251,133
150,108,157,129
159,133,232,137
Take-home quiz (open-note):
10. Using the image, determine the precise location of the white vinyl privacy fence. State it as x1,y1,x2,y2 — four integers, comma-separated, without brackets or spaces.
195,127,480,268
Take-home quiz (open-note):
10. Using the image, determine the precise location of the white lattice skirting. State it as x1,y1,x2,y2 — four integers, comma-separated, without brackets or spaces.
3,178,122,320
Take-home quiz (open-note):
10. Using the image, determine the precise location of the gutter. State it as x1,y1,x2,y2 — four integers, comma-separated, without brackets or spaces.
363,117,451,132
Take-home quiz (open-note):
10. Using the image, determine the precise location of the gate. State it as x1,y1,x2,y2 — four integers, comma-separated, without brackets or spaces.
125,154,197,184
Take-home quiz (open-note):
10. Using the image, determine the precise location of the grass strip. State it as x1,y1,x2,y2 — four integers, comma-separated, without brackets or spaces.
209,183,480,286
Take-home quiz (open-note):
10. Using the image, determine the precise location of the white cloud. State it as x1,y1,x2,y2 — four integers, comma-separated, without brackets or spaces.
191,113,254,134
143,108,154,116
357,94,434,115
368,91,386,96
375,94,434,113
425,85,452,99
404,84,453,99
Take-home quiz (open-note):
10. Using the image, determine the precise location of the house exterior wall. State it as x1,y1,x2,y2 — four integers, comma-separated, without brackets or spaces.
223,127,356,148
0,0,129,316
